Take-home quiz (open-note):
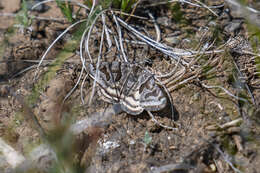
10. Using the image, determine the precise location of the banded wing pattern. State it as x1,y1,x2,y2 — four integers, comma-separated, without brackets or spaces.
88,61,167,115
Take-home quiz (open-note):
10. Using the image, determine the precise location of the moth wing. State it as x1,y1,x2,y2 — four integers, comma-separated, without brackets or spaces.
139,77,167,111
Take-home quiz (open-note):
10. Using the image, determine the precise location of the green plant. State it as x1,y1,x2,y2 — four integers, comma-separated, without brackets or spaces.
112,0,136,13
56,0,74,22
143,131,152,146
16,0,32,28
84,0,137,13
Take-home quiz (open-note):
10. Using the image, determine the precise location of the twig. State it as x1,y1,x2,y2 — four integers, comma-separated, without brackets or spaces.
219,118,243,129
156,58,181,78
148,12,161,42
88,19,105,105
201,83,248,103
63,66,84,103
126,0,142,22
213,144,243,173
11,61,51,78
85,9,108,63
36,19,87,73
80,73,89,104
231,55,256,105
147,111,178,130
116,17,185,64
113,13,128,62
150,163,193,173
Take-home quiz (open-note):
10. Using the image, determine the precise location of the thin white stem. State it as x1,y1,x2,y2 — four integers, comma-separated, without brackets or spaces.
202,83,248,102
156,58,181,78
85,9,108,63
80,28,88,72
36,19,87,70
113,13,128,62
148,12,161,42
147,111,178,130
63,66,84,103
80,73,89,104
88,21,105,105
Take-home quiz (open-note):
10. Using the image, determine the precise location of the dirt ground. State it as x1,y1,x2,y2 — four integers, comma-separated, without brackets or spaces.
0,0,260,173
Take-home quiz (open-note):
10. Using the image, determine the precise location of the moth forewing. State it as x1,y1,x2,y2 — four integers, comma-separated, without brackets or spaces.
88,61,170,115
139,77,167,111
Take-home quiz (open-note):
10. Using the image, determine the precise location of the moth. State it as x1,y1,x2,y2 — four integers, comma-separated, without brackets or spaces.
88,61,168,115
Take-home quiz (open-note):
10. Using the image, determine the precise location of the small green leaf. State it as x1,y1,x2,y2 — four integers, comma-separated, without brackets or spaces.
143,131,152,145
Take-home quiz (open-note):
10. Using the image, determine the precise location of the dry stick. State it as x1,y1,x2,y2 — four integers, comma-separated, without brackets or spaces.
150,163,193,173
113,13,128,62
212,144,243,173
35,19,87,75
85,10,108,63
102,14,114,57
80,73,89,104
88,19,105,105
146,0,224,9
63,65,84,103
116,17,186,63
168,74,198,92
231,56,256,105
156,57,182,78
103,15,112,49
162,68,186,85
79,28,89,72
218,118,243,129
113,10,148,20
0,59,52,63
123,39,147,45
12,61,51,78
148,12,161,42
164,51,217,90
64,10,108,103
117,16,224,63
201,83,248,103
85,3,105,63
125,0,142,22
145,0,199,8
147,111,177,130
114,35,121,55
168,49,205,85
